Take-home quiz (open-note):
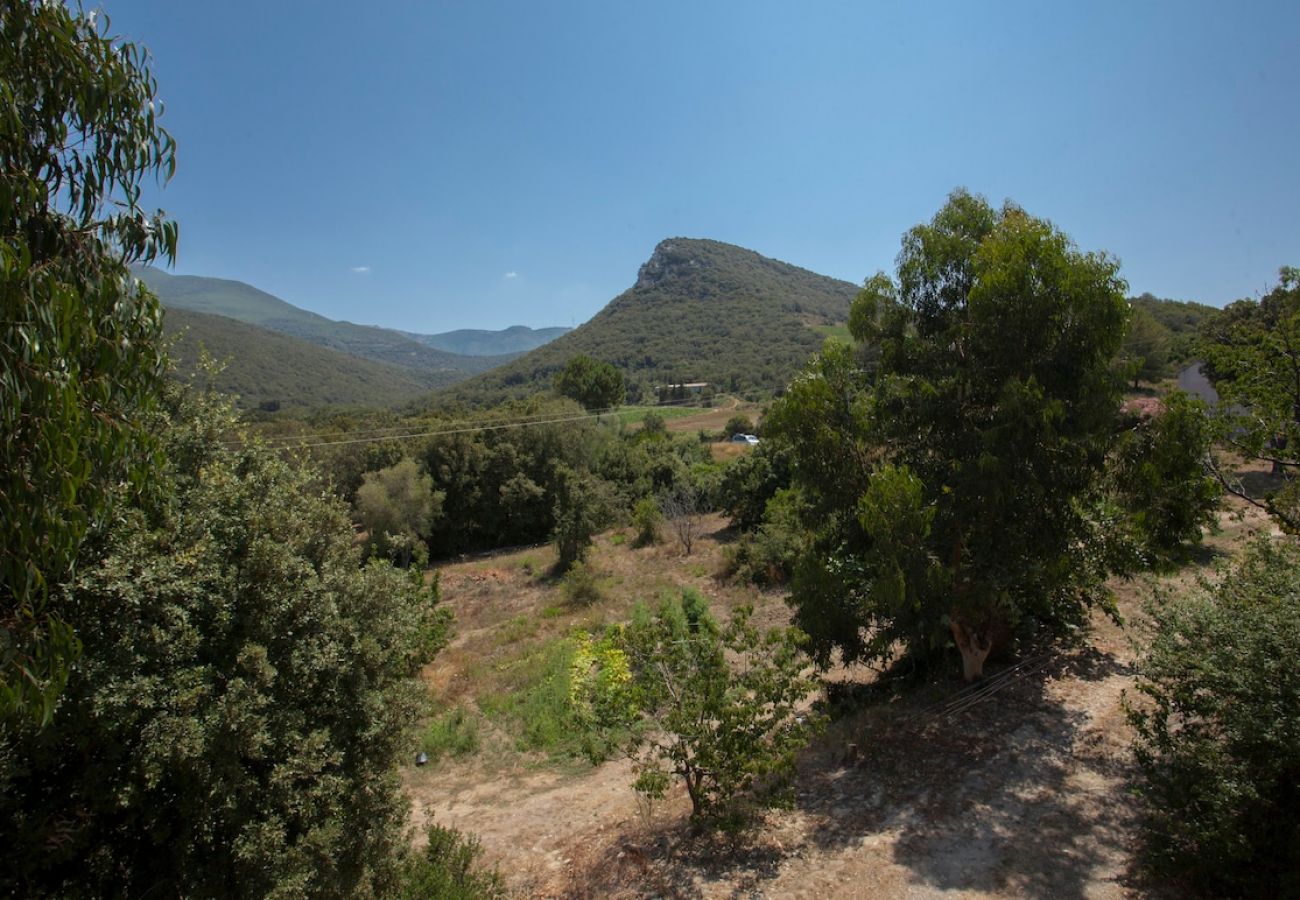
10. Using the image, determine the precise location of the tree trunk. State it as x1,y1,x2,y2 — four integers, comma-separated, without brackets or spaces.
950,619,993,682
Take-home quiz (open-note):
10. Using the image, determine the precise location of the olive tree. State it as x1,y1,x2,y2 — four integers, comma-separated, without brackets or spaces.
1,0,177,723
768,190,1129,680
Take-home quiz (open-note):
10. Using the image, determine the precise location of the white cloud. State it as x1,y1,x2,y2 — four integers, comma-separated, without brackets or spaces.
503,271,518,280
350,266,371,275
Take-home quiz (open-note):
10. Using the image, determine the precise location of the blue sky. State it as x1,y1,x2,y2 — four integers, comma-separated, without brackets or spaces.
111,0,1299,333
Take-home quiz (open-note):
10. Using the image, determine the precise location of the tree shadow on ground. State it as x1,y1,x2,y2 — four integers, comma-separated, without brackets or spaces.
566,641,1144,899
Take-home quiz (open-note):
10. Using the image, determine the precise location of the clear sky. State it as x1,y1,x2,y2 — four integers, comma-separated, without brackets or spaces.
108,0,1299,333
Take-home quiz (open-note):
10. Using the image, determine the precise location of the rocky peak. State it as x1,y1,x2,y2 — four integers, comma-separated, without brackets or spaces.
636,239,709,288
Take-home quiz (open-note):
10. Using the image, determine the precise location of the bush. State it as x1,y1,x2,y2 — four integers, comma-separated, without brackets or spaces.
398,824,505,899
1128,538,1300,897
572,591,819,824
719,489,804,585
561,560,604,606
724,414,755,437
632,497,663,546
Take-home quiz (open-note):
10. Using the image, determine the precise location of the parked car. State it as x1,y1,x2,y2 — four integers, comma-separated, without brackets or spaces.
730,433,760,445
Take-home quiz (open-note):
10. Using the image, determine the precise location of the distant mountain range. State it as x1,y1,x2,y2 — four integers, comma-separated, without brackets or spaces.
137,267,568,409
441,238,860,406
399,325,571,356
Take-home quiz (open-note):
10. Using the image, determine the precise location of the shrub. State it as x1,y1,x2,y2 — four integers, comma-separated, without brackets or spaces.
572,591,819,824
1128,538,1300,897
398,824,504,899
632,496,663,546
724,414,754,437
561,560,604,606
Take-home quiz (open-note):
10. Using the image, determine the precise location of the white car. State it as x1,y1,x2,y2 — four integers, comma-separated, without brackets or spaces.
730,433,759,445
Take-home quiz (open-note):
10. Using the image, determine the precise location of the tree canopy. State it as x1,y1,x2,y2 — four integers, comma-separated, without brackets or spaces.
767,190,1130,679
0,386,448,897
554,354,626,411
1199,267,1300,531
1,0,178,723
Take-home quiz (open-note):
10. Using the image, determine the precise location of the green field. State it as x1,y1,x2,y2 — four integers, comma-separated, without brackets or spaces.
811,323,852,343
614,405,711,425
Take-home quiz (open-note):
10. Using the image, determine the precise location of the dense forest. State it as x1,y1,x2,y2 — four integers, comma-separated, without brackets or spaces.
3,3,1299,898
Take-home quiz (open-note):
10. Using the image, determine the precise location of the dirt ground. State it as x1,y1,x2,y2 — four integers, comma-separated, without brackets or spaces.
404,498,1277,899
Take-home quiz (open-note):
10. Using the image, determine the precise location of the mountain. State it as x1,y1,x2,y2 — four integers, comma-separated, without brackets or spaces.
401,324,571,356
164,308,445,410
135,268,513,379
441,238,859,406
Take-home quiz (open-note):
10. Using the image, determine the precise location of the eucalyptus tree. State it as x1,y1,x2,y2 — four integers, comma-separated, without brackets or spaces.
768,190,1130,680
1,0,178,723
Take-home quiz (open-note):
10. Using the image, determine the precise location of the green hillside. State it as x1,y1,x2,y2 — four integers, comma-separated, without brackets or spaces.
401,324,571,356
442,238,858,405
164,308,446,410
136,268,512,379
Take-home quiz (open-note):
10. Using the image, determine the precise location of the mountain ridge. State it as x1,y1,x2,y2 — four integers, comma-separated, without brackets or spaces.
440,238,860,406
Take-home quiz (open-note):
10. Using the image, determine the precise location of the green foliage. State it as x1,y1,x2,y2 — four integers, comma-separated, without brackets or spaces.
552,463,612,572
479,637,612,758
554,354,626,411
1109,391,1221,561
1,0,177,723
1120,306,1172,387
717,443,792,531
0,386,448,897
769,190,1129,678
632,496,664,546
724,414,755,437
1199,268,1300,531
587,591,818,823
1128,538,1300,897
420,706,482,763
443,238,858,406
356,457,440,565
1129,292,1217,365
561,560,604,606
397,824,505,900
720,489,806,586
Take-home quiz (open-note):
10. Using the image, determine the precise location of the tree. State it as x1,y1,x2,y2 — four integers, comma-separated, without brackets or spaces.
1,0,178,723
0,386,448,897
724,414,755,437
1119,306,1171,388
355,457,441,566
554,354,625,411
1199,267,1300,531
768,190,1129,679
572,590,817,823
1128,538,1300,897
661,480,703,556
1108,391,1221,562
551,463,610,572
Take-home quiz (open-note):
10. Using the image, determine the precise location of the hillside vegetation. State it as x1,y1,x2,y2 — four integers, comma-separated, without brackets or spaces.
164,308,445,410
137,267,512,380
441,238,858,406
